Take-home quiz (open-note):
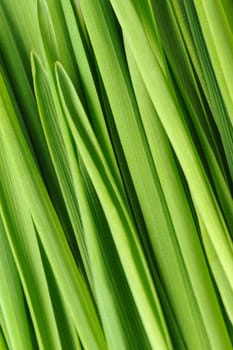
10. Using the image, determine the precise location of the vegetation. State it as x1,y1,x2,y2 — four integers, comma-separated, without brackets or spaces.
0,0,232,349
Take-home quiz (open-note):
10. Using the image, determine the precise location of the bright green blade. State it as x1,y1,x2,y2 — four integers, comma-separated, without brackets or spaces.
0,66,106,350
31,51,91,283
79,162,152,349
0,6,74,242
31,46,151,347
171,0,233,181
0,216,34,350
150,0,233,235
0,70,63,350
38,0,80,87
0,0,44,65
56,60,172,350
108,0,233,326
37,240,82,350
59,0,122,184
0,1,232,349
124,39,232,350
0,326,8,350
32,49,152,348
193,0,233,124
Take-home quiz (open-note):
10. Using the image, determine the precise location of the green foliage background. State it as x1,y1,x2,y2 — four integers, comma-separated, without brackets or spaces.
0,0,232,349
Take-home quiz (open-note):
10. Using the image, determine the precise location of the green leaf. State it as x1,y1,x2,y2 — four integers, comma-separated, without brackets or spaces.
0,70,63,350
124,39,232,349
0,216,34,350
0,68,106,350
0,326,9,350
55,60,172,350
31,50,91,282
108,0,233,328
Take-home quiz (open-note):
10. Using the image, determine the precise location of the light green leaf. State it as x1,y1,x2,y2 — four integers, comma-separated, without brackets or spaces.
56,60,172,350
108,0,233,327
0,68,106,350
